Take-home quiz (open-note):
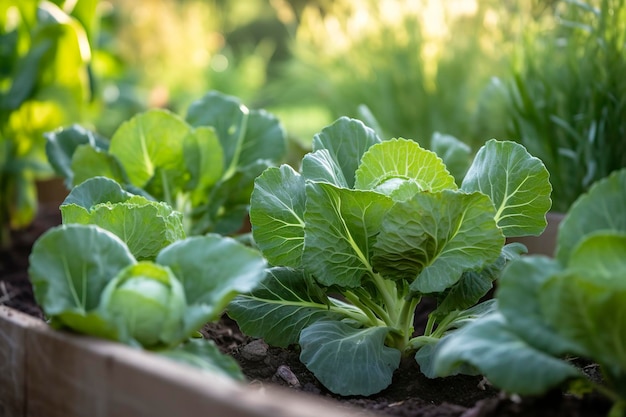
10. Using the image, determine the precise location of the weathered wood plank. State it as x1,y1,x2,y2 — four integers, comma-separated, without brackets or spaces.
0,307,371,417
0,306,36,417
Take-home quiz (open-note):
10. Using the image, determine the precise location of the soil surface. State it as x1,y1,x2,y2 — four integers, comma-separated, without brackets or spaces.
1,205,612,417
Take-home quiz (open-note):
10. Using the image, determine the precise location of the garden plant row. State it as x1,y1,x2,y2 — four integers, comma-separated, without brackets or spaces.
23,91,626,417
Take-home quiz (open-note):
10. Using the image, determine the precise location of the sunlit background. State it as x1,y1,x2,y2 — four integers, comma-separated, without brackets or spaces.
1,0,625,237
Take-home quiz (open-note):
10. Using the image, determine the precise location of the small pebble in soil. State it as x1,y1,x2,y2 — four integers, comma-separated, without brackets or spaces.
240,339,269,362
275,365,301,388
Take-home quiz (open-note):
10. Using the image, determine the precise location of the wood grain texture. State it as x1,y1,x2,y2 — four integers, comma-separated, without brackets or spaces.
0,307,370,417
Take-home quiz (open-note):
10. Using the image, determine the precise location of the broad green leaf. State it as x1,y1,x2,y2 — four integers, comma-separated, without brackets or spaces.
432,244,525,319
99,262,186,347
372,190,503,293
228,267,347,347
311,117,382,188
430,132,472,184
62,176,133,208
156,235,267,333
45,124,108,187
195,159,271,235
303,182,393,287
250,165,306,267
541,234,626,371
61,196,185,261
461,140,551,238
415,301,497,377
52,311,118,340
301,149,349,188
355,138,457,197
160,339,244,381
71,144,127,187
185,91,248,178
29,224,136,317
556,169,626,264
497,256,581,355
237,110,286,168
108,109,189,189
299,321,401,396
431,312,581,395
432,257,503,319
183,127,223,195
568,232,626,279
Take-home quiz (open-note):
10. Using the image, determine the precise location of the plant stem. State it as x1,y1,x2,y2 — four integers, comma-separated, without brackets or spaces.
343,290,386,327
371,272,399,323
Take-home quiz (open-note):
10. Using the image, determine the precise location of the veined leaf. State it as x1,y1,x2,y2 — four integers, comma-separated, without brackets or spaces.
300,321,401,396
373,190,503,293
29,224,136,317
431,312,581,395
228,267,347,347
156,235,267,333
311,117,382,188
541,233,626,371
303,182,393,287
71,145,127,187
109,109,190,190
61,176,133,208
497,256,582,355
432,256,503,319
183,126,223,194
238,110,286,168
461,140,551,238
61,195,185,261
250,165,306,267
355,138,457,197
556,169,626,264
430,132,472,184
301,149,349,188
185,91,248,178
45,124,109,187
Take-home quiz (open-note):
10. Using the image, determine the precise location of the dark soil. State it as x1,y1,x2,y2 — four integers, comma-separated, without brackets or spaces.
1,204,613,417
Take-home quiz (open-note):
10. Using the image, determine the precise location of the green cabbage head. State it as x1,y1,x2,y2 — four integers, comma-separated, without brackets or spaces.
100,262,186,348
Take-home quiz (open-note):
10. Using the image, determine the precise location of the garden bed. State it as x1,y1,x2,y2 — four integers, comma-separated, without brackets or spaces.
0,204,613,417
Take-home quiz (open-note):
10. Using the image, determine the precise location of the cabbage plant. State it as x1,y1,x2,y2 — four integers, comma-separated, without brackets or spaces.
29,223,267,379
45,91,286,235
228,117,552,395
427,169,626,417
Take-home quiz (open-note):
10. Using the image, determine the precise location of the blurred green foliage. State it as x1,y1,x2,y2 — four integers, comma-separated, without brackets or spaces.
482,0,626,212
3,0,624,245
262,0,521,147
0,0,95,246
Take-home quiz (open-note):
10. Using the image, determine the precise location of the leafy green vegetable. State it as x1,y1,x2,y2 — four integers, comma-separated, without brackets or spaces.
29,223,267,378
46,91,286,235
60,177,185,261
100,262,187,347
229,117,552,396
427,168,626,416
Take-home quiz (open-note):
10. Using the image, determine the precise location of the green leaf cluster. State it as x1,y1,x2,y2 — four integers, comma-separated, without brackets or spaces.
0,1,96,245
29,222,267,380
429,169,626,415
46,91,286,235
229,117,552,396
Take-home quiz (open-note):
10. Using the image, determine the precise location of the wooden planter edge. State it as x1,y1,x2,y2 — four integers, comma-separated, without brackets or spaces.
0,306,370,417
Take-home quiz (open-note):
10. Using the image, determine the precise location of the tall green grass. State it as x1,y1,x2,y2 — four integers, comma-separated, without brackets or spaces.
488,0,626,211
263,0,514,147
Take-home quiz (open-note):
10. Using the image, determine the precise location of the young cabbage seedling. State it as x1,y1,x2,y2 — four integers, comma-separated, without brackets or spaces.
229,117,552,395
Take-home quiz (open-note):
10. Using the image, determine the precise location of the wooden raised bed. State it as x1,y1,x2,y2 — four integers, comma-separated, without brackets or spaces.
0,306,368,417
